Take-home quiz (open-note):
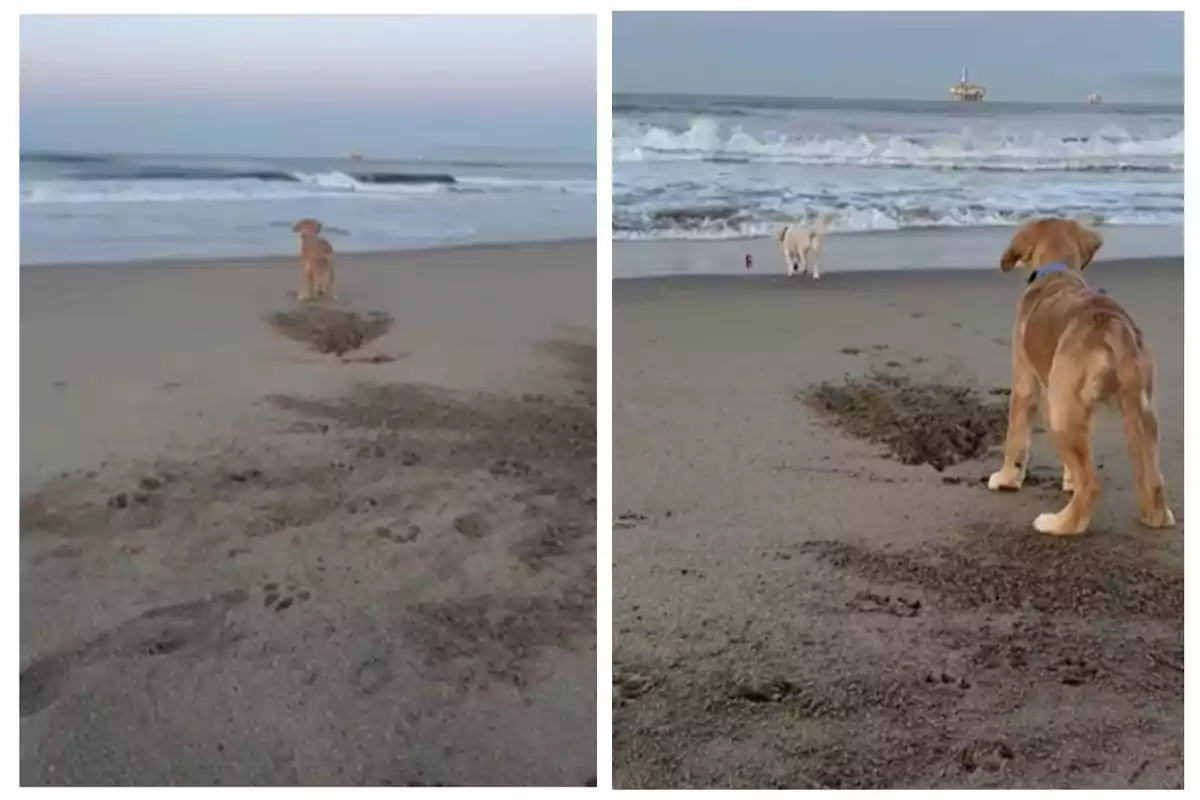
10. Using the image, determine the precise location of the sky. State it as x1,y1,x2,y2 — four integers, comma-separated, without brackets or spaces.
20,15,596,157
613,11,1184,104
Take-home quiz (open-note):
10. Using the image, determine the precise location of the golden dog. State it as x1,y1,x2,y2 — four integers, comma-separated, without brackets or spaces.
987,217,1173,535
292,218,335,302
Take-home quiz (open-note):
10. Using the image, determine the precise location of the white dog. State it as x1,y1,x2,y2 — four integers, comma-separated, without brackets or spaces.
776,213,834,279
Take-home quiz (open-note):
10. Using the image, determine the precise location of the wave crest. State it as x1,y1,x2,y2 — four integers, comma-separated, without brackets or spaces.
612,118,1183,172
614,203,1182,240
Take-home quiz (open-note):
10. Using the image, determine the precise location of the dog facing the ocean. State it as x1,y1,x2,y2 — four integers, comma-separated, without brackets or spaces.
292,218,336,302
775,213,834,279
987,217,1174,536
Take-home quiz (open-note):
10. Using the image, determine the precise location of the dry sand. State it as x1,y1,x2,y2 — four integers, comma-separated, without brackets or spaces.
613,257,1183,789
20,240,597,786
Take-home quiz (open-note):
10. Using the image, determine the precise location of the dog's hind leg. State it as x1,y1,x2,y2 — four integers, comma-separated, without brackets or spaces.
298,260,316,302
1118,356,1174,528
1033,362,1099,535
988,351,1038,491
322,259,337,301
1059,405,1093,492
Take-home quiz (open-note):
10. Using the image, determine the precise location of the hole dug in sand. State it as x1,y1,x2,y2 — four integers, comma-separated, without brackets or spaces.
268,306,393,356
804,370,1007,471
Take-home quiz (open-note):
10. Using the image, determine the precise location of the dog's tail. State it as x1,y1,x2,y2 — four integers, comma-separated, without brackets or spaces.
775,224,790,243
813,211,835,235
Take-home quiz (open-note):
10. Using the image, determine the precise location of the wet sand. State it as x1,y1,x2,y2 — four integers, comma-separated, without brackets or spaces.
613,256,1183,789
612,223,1184,278
20,240,597,786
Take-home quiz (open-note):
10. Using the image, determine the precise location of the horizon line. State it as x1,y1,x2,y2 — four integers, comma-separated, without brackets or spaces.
19,145,599,163
611,90,1184,109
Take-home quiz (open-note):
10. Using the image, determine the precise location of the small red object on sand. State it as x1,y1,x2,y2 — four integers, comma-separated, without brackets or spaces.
745,254,753,270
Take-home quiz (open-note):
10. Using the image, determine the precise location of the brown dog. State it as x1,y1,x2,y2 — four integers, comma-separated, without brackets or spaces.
292,218,335,301
987,217,1173,535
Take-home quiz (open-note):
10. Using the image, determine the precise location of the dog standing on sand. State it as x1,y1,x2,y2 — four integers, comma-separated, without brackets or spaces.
775,212,834,279
987,217,1173,536
292,218,335,302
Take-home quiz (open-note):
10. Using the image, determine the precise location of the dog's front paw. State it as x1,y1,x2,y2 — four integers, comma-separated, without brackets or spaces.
1139,506,1175,529
987,468,1024,492
1033,511,1087,536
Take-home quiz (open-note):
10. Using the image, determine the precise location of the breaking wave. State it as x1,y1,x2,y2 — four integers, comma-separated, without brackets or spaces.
613,203,1183,240
612,118,1183,173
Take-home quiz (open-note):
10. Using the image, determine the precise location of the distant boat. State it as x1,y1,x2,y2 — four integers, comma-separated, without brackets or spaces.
1086,91,1103,104
347,149,363,162
949,67,986,102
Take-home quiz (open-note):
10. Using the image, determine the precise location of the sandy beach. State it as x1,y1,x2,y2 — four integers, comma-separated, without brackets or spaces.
612,249,1183,788
20,240,597,786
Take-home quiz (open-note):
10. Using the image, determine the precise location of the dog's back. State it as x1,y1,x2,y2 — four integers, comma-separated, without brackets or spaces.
295,219,334,263
1018,272,1145,393
300,232,333,261
777,213,832,248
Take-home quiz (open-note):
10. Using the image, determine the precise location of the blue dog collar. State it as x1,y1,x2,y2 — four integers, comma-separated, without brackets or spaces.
1028,262,1069,284
1027,262,1107,295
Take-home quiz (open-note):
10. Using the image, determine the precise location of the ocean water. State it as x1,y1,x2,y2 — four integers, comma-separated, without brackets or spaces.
20,147,596,264
613,94,1183,240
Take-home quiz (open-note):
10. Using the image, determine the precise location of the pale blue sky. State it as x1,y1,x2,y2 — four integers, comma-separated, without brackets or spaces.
614,11,1183,104
21,15,596,156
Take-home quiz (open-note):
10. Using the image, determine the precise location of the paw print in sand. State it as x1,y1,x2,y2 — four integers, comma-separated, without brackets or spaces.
376,524,420,544
262,580,312,612
344,495,378,514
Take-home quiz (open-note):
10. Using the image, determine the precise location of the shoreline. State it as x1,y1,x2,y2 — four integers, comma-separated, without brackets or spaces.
20,236,597,271
613,255,1183,284
612,224,1183,279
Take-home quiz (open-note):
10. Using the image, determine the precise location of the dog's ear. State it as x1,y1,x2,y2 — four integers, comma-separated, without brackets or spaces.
1074,222,1103,270
1000,223,1031,272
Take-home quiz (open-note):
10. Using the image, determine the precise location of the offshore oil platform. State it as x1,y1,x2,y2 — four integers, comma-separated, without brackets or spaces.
949,67,986,102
